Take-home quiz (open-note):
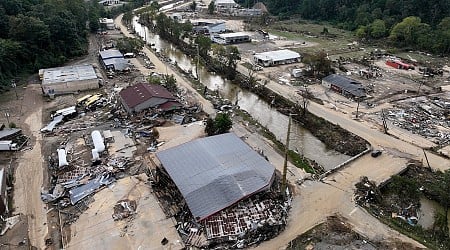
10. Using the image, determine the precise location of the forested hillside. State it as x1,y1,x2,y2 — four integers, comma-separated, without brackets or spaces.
240,0,450,54
0,0,92,91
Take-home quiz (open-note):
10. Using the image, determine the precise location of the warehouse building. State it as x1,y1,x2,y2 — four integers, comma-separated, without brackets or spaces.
211,32,251,45
322,74,366,99
191,20,226,34
156,133,275,221
254,49,301,67
119,83,181,113
99,50,130,71
40,64,100,96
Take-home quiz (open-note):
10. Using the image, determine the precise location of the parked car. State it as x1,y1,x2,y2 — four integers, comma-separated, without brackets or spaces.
371,150,382,158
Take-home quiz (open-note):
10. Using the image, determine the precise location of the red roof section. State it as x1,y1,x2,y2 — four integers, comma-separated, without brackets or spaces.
159,101,182,110
119,83,176,108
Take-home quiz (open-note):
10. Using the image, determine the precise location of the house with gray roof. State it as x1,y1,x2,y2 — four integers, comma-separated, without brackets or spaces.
322,74,366,99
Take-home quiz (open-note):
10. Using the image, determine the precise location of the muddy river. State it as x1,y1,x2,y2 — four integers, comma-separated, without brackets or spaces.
133,18,351,170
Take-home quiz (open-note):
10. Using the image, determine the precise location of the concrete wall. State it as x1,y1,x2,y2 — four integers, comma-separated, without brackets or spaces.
42,79,99,96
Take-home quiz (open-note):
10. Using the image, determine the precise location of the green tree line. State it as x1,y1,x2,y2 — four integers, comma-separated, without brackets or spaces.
0,0,145,93
0,0,92,91
239,0,450,54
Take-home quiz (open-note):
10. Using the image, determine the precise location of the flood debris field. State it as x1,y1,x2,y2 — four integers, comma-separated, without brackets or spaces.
382,94,450,146
150,167,291,249
286,215,421,250
354,162,450,249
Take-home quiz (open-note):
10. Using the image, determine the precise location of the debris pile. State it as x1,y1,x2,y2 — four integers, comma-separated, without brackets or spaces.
382,96,450,145
113,199,137,221
354,176,382,206
151,167,291,249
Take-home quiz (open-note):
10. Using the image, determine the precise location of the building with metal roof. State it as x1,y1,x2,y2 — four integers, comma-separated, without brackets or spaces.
99,50,130,71
156,133,275,221
322,74,366,99
254,49,301,67
119,83,181,113
211,32,251,44
40,64,100,96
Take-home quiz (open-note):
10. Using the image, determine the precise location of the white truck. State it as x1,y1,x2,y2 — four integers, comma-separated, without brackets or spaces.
0,140,18,151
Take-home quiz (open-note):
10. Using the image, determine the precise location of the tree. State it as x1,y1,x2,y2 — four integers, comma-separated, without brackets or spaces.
190,1,197,12
116,37,144,54
205,113,233,136
303,51,333,77
389,16,426,47
208,0,215,14
195,35,212,58
370,19,386,38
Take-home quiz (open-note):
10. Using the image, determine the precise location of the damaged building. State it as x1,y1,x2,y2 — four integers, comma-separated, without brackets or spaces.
119,83,181,114
39,65,101,96
155,133,289,247
322,74,367,99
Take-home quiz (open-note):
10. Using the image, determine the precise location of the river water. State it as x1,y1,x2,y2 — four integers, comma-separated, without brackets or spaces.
133,17,351,170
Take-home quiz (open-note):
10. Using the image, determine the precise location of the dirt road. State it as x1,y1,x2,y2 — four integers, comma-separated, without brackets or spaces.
115,14,215,116
116,10,440,249
12,84,48,249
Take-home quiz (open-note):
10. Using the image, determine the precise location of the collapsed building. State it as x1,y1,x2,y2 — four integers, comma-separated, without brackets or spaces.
155,133,289,248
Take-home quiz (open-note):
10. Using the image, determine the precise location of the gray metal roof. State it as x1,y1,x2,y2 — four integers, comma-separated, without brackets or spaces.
0,128,21,140
99,49,123,60
323,74,366,98
254,49,300,62
103,58,129,71
156,133,275,221
42,65,97,85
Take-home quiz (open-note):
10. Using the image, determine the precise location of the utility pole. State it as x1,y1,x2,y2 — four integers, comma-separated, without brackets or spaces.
381,109,389,134
355,97,361,119
281,114,295,196
196,44,200,81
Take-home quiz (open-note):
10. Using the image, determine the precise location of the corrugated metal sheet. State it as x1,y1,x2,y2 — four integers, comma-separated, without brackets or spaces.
156,133,275,221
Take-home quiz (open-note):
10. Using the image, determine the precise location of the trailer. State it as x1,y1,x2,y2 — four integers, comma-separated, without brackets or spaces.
0,141,18,151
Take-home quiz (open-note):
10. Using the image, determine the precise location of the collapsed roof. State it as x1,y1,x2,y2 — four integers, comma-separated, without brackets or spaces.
156,133,275,221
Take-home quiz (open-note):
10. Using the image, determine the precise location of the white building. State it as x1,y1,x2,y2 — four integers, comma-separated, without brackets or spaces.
99,0,120,6
254,49,301,67
40,65,100,96
99,18,115,30
215,0,239,11
191,19,226,34
211,32,251,44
